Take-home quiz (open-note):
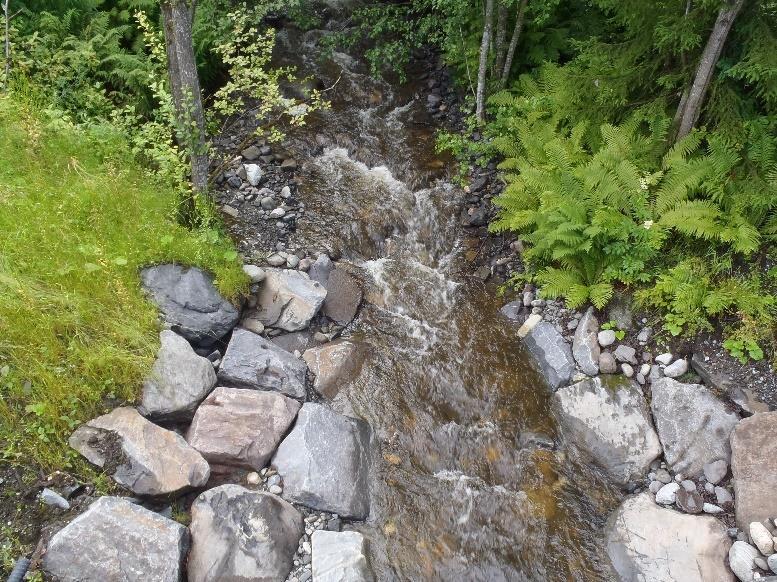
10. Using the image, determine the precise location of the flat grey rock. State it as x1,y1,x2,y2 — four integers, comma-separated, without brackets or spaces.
522,320,575,390
554,376,661,486
218,328,307,399
43,496,188,582
606,492,733,582
651,377,739,477
312,530,373,582
139,330,217,421
273,403,371,518
69,407,209,496
188,485,303,582
731,411,777,529
613,345,638,365
187,387,300,470
140,264,239,346
255,268,327,331
322,267,363,326
572,307,600,376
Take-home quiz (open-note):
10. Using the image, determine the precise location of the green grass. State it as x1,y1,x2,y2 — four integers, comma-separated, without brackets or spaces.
0,94,247,471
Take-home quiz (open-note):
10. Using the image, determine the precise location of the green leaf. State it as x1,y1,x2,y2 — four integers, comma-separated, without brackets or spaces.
113,257,128,266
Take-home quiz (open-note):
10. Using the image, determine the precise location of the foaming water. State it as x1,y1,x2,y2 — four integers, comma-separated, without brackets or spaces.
263,23,622,581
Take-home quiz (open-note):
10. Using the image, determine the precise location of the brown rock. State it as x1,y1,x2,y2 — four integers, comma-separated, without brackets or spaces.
599,352,617,374
322,268,363,326
731,411,777,529
302,340,366,399
675,489,704,514
69,407,209,496
187,387,301,470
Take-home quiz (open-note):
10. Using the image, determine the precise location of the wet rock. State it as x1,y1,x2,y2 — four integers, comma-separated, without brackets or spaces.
187,387,300,470
43,496,188,582
572,307,600,376
271,330,314,353
553,376,661,486
188,485,303,582
606,492,733,582
273,403,371,518
140,265,239,346
499,300,525,322
613,345,638,365
656,482,681,505
69,407,209,496
663,358,689,378
676,489,704,514
597,329,616,347
651,378,739,477
729,541,760,581
218,328,307,399
139,330,217,421
312,530,373,582
598,352,617,374
255,268,327,331
323,267,363,326
732,412,777,529
303,340,366,399
520,319,575,390
704,460,729,485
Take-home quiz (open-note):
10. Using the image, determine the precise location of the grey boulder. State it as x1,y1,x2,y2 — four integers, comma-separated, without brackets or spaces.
218,328,307,399
606,492,733,582
731,411,777,529
140,264,239,346
322,267,363,326
188,485,303,582
651,377,739,477
520,318,575,390
43,496,188,582
302,340,366,399
139,330,217,421
255,268,327,331
187,387,300,470
312,530,373,582
554,376,661,486
69,407,209,496
273,403,371,519
572,307,600,376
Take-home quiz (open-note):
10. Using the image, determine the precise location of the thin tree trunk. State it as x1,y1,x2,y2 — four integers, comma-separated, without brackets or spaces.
500,0,528,88
3,0,10,87
494,3,508,76
674,0,745,140
161,0,208,225
476,0,495,125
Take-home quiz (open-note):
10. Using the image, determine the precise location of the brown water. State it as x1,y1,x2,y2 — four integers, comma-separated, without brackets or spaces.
262,22,622,581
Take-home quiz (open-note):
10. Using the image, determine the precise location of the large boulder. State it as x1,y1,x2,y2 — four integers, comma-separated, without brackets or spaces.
139,330,217,421
187,387,300,470
188,485,303,582
519,318,575,390
651,378,740,477
140,264,239,346
572,307,600,376
43,496,189,582
731,412,777,529
69,407,209,496
606,492,734,582
255,268,327,331
312,530,373,582
322,267,363,326
302,340,366,399
218,328,307,399
554,376,661,486
272,403,371,519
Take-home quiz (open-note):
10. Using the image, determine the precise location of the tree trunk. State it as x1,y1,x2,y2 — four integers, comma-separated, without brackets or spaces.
500,0,528,88
494,3,508,76
161,0,208,225
3,0,9,87
674,0,745,140
476,0,495,124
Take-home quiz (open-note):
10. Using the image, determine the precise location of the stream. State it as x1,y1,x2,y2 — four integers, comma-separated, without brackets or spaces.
240,18,623,581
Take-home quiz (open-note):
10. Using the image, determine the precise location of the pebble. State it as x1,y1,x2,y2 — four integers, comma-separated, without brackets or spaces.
703,459,728,485
40,488,70,510
703,503,724,514
597,330,616,347
280,186,292,198
768,553,777,574
680,479,696,492
636,327,652,343
267,474,281,487
246,472,261,485
676,489,703,514
566,320,579,331
655,469,672,484
298,258,313,271
655,482,680,504
649,480,663,494
663,358,689,378
704,482,715,494
655,353,673,366
598,352,617,374
267,254,286,267
755,557,770,571
621,363,634,378
270,208,286,219
269,485,282,495
715,486,734,505
260,196,275,210
613,345,638,365
640,364,651,376
287,255,300,268
222,205,239,218
750,522,775,555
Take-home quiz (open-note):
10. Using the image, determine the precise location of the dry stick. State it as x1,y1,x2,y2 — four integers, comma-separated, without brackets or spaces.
500,0,528,89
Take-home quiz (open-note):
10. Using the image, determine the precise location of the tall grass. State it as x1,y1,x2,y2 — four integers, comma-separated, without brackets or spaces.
0,95,246,471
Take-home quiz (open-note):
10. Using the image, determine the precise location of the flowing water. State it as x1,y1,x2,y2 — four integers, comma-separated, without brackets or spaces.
250,21,623,581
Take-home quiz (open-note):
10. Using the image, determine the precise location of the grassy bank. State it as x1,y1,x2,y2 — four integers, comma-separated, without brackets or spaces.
0,94,246,473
